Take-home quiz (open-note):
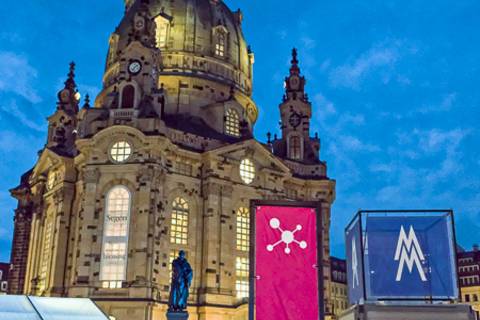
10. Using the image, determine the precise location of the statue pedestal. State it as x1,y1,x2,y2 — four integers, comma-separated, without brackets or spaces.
166,311,189,320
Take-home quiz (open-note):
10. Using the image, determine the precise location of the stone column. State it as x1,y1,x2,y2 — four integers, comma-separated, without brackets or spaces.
198,181,222,304
70,167,99,296
49,184,75,295
8,205,33,294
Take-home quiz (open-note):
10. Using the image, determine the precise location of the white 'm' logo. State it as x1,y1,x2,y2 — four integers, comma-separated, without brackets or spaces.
394,225,427,282
352,236,359,288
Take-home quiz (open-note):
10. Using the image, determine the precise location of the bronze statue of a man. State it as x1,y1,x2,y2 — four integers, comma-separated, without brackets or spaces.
168,250,193,312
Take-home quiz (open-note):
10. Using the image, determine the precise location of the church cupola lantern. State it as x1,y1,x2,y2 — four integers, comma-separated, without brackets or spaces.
272,49,321,163
46,62,80,155
56,62,80,114
284,48,307,102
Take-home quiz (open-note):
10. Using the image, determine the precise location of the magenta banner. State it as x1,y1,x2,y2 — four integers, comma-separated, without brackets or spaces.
254,204,321,320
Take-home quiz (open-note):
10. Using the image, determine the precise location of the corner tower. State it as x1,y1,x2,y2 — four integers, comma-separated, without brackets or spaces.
271,49,324,178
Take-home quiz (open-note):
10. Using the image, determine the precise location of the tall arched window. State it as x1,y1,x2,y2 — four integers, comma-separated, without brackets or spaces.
170,197,189,245
289,135,302,160
100,186,131,289
215,32,226,57
225,109,240,137
121,85,135,109
38,218,53,292
236,207,250,299
236,207,250,252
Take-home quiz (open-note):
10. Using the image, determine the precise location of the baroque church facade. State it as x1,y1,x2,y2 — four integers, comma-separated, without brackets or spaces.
8,0,336,319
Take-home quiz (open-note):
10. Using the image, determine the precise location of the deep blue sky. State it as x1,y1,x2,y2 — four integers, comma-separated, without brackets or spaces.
0,0,479,261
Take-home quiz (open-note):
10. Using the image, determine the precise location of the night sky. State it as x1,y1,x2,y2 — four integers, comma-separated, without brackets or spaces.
0,0,479,261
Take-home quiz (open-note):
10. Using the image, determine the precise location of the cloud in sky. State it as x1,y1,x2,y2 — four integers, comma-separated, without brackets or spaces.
417,93,457,114
0,51,41,104
414,128,468,154
0,100,45,132
329,39,415,89
313,93,336,118
338,135,381,152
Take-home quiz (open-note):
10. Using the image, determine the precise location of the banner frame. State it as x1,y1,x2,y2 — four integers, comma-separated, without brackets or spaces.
249,200,324,320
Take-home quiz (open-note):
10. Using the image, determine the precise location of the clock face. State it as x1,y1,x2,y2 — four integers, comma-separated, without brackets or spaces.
289,76,300,89
60,89,70,102
128,61,142,75
134,17,145,30
289,112,301,128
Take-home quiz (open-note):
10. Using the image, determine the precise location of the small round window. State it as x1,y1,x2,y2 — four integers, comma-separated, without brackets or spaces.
240,159,255,185
110,141,132,163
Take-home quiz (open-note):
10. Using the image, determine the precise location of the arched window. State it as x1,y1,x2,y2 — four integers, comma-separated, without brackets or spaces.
170,197,189,245
38,218,53,292
225,109,240,137
215,32,226,57
236,207,250,299
121,85,135,109
289,135,302,160
155,15,170,48
100,186,131,289
236,207,250,252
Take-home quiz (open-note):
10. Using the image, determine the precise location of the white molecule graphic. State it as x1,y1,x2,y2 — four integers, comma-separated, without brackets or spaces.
266,218,307,254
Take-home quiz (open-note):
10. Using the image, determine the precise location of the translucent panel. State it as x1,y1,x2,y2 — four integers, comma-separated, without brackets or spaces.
0,296,40,320
0,296,109,320
29,297,109,320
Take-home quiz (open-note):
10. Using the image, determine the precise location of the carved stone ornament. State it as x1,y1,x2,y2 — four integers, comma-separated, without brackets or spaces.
83,168,100,184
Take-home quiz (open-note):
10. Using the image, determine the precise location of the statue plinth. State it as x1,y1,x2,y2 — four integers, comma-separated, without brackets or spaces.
166,311,189,320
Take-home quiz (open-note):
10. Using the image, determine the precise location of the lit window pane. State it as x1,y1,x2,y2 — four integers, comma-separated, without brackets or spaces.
225,109,240,137
110,141,132,163
240,159,255,185
236,257,249,298
155,16,169,48
215,32,226,57
236,207,250,251
170,197,189,245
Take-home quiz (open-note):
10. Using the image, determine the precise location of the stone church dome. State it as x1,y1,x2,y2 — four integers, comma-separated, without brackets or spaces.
97,0,257,128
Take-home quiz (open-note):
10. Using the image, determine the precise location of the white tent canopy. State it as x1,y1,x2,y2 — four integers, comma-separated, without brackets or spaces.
0,296,110,320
